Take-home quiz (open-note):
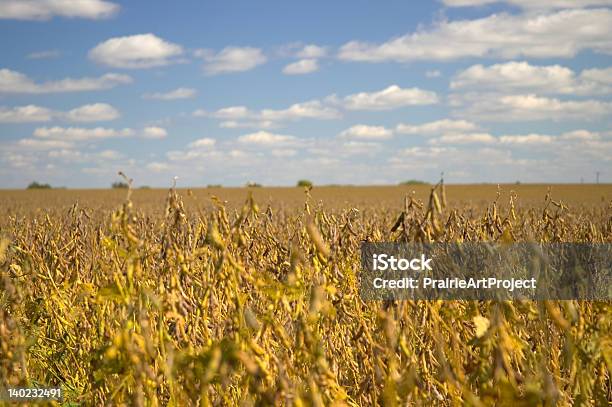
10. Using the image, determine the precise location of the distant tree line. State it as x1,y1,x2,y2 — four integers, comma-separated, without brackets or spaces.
399,180,429,185
26,181,52,189
111,182,129,189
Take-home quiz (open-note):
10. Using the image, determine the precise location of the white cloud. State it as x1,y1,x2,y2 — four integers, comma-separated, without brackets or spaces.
442,0,612,10
261,100,340,121
194,107,277,128
499,134,554,144
341,85,438,110
199,101,339,123
143,87,196,100
218,120,276,129
27,50,60,59
296,45,327,59
580,67,612,85
65,103,119,122
208,106,254,119
0,103,120,123
0,0,119,20
0,69,132,93
451,61,612,95
430,133,496,144
283,59,319,75
396,119,479,135
392,146,454,160
33,126,134,141
452,93,612,121
89,34,184,69
196,85,439,129
338,9,612,62
0,105,54,123
238,131,295,145
426,69,441,78
201,47,266,75
17,138,74,150
339,125,393,140
146,162,170,172
142,126,167,139
560,129,601,140
188,138,216,148
415,128,603,147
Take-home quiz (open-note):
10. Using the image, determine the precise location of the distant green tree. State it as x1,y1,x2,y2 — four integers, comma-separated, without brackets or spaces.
207,184,223,188
26,181,51,189
297,179,313,188
246,181,262,187
111,182,129,189
399,179,429,185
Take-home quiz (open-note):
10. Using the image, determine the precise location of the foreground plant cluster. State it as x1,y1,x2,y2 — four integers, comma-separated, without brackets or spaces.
0,184,610,406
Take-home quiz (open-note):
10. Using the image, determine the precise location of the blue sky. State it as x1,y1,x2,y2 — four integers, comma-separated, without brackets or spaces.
1,0,611,188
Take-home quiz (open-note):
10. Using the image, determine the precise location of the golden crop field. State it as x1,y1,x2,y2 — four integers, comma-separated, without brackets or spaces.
0,183,610,405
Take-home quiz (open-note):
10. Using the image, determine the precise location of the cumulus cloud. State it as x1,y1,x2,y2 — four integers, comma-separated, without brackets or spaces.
198,100,340,127
200,47,266,75
0,103,120,123
0,105,54,123
261,100,340,121
279,44,326,75
142,87,197,100
0,0,119,20
193,108,276,129
391,146,455,161
0,69,132,93
341,85,438,110
426,70,441,78
89,34,184,69
188,138,216,148
283,59,319,75
451,61,612,95
499,134,554,144
204,106,254,119
197,85,440,129
65,103,119,122
396,119,479,135
33,126,134,141
338,8,612,62
17,139,74,150
238,131,295,145
296,45,327,59
560,129,601,140
338,125,393,140
218,120,276,129
580,67,612,85
142,126,167,139
452,93,612,121
430,133,496,144
422,129,606,147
